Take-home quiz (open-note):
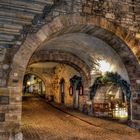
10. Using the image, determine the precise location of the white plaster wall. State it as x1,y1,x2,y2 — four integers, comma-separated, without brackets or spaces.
40,33,129,82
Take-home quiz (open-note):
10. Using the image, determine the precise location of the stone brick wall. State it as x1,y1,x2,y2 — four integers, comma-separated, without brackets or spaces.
6,14,140,121
0,46,7,87
0,1,140,138
2,0,140,69
81,0,140,32
26,63,81,108
45,0,140,54
93,84,129,119
51,64,79,106
0,87,22,139
29,49,91,83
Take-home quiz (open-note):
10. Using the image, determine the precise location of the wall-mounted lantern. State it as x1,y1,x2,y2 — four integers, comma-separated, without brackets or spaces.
69,75,83,96
78,85,83,96
27,81,30,86
69,86,73,96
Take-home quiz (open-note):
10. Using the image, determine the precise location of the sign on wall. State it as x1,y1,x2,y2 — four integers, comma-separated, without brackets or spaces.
0,113,5,122
0,96,9,104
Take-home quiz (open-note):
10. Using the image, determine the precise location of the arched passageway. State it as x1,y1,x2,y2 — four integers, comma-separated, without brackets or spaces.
23,74,46,97
3,14,140,139
24,62,83,108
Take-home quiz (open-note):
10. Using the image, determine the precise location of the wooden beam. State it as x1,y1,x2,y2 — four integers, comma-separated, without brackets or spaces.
22,0,54,5
0,22,23,30
0,17,32,25
0,38,14,42
0,34,15,41
0,0,55,47
0,28,21,35
0,32,20,35
0,14,33,26
0,27,20,33
0,0,44,14
0,10,34,20
0,5,42,14
0,40,22,45
0,40,15,45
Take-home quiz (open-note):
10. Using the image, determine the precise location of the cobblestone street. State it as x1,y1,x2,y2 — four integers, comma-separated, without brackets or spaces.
22,97,140,140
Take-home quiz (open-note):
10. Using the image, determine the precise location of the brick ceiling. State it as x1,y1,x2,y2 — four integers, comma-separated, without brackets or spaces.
0,0,54,47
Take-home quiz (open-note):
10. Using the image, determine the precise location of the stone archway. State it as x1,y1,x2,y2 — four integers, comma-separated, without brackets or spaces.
28,50,91,107
8,14,140,90
24,71,47,95
29,50,91,84
6,14,140,138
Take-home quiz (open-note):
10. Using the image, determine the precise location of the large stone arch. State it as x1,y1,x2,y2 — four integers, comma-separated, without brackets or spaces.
8,13,140,114
5,14,140,137
25,71,47,88
8,14,139,89
29,50,91,84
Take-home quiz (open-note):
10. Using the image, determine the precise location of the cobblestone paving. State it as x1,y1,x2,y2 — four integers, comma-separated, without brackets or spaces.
22,97,140,140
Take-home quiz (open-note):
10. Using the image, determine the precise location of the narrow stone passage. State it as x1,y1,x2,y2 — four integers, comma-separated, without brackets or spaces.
22,97,140,140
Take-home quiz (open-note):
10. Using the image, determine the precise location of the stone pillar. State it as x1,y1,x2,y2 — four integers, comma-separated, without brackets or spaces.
0,87,22,140
82,87,93,115
131,89,140,120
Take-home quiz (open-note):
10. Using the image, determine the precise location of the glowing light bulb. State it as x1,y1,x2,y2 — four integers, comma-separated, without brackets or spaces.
27,81,30,85
98,60,111,73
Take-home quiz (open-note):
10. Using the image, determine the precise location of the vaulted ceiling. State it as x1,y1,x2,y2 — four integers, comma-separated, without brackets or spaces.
0,0,54,47
1,0,139,90
0,0,140,63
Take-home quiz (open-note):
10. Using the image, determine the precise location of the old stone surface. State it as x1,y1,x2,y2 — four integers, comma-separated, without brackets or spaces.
0,113,5,122
21,97,140,140
26,62,84,108
0,1,140,139
0,96,9,105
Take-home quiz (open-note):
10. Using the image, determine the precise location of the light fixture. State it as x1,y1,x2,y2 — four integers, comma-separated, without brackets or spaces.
98,60,111,73
27,81,30,86
108,91,113,95
136,33,140,39
113,107,128,119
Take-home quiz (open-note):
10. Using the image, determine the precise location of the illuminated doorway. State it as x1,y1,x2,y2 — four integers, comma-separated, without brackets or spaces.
93,85,128,120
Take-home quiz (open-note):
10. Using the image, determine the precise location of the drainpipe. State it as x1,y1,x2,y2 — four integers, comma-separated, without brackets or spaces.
130,94,133,121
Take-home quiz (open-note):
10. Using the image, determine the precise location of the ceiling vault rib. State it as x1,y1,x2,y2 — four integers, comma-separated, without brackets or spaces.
0,0,55,47
0,17,32,25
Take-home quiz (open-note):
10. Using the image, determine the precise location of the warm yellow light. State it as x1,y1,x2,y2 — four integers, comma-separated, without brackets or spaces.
98,60,111,73
113,107,128,119
108,91,113,95
27,81,30,85
136,33,140,39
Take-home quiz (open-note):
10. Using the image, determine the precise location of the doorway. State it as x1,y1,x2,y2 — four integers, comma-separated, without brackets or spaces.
60,78,65,104
93,85,128,120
